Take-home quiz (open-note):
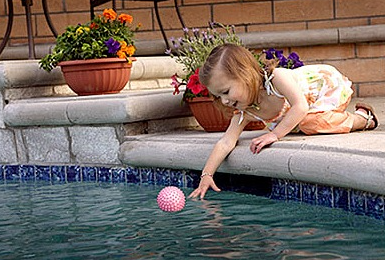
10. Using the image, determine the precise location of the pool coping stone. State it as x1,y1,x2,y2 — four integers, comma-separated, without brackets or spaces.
120,96,385,196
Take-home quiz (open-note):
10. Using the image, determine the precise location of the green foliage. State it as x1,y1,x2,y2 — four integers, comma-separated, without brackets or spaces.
39,9,138,72
167,22,243,81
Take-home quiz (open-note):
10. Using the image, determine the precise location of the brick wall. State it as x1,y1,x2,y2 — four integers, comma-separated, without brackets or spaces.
1,0,385,96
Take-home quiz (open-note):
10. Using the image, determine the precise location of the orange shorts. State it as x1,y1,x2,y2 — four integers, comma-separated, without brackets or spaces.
299,97,354,135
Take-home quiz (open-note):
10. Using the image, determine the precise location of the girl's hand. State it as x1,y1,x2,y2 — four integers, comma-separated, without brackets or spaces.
250,132,278,154
188,175,221,199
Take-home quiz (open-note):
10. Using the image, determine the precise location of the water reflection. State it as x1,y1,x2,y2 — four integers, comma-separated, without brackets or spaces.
0,183,384,260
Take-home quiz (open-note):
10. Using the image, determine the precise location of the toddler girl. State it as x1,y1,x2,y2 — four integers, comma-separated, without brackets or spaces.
188,43,379,199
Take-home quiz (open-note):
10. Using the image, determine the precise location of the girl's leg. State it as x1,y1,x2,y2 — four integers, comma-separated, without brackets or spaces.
299,103,377,135
298,110,354,135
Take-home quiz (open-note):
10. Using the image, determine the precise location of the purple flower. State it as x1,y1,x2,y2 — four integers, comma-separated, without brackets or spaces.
288,52,304,68
170,37,179,49
208,34,215,43
202,31,209,44
288,52,299,61
264,48,275,59
278,56,288,68
263,48,304,69
104,38,120,54
192,28,200,38
275,50,284,59
293,60,304,68
264,48,284,60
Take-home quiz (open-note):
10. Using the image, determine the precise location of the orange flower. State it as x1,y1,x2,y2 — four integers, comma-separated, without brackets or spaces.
103,9,117,20
118,14,133,24
125,45,136,56
119,41,127,49
117,50,127,59
118,41,135,57
89,22,99,29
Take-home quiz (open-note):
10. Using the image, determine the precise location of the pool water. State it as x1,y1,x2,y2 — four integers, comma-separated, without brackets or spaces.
0,181,384,260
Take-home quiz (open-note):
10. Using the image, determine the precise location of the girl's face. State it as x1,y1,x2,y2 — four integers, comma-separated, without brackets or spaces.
208,68,250,110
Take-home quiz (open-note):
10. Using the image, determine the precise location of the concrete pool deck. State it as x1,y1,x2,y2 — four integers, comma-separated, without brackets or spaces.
120,96,385,196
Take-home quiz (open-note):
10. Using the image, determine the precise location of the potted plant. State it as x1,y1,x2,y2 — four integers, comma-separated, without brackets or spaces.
167,23,304,132
39,9,140,96
166,23,259,132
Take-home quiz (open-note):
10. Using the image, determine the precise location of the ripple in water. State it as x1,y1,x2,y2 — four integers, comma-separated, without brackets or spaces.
0,181,384,260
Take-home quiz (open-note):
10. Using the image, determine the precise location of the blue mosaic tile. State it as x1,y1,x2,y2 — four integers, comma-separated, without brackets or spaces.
82,166,97,182
67,165,81,182
185,171,200,188
271,178,286,200
98,167,111,182
19,165,36,181
35,165,51,181
140,166,155,185
169,169,185,187
366,193,384,220
5,165,20,180
154,168,171,186
50,165,66,182
286,180,301,201
111,167,126,183
317,185,333,207
302,182,317,205
0,165,4,181
350,190,366,215
333,187,349,210
127,167,140,184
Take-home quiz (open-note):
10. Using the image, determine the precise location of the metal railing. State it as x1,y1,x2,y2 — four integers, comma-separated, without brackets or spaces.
0,0,58,59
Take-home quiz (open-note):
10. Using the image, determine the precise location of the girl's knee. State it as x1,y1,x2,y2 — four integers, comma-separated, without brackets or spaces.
299,114,324,135
299,112,353,135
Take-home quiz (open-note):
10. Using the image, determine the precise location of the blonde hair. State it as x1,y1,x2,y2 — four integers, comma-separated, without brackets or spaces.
199,43,264,106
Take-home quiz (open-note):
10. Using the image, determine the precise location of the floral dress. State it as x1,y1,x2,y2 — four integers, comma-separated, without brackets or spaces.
295,64,353,113
243,64,354,134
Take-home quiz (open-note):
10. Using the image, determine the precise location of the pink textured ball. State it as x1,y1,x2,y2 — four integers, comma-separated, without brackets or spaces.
157,186,186,212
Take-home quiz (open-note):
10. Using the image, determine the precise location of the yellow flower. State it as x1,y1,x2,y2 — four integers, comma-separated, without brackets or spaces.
76,27,83,34
75,26,90,35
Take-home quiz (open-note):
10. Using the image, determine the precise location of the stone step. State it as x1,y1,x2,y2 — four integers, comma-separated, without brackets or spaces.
3,89,191,127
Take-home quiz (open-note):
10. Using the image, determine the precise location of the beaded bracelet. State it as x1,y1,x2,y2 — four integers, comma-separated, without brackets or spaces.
200,172,213,178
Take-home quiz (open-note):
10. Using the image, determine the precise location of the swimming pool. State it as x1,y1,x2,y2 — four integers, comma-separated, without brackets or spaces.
0,180,384,260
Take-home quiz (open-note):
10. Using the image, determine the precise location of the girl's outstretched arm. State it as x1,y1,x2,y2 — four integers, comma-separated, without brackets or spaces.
189,113,249,199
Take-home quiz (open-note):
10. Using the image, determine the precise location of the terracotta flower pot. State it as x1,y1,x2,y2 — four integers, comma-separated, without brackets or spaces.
187,96,265,132
187,97,230,132
59,57,136,96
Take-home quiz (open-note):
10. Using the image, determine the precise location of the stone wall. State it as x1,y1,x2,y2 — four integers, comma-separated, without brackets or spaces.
0,57,197,166
0,125,122,166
